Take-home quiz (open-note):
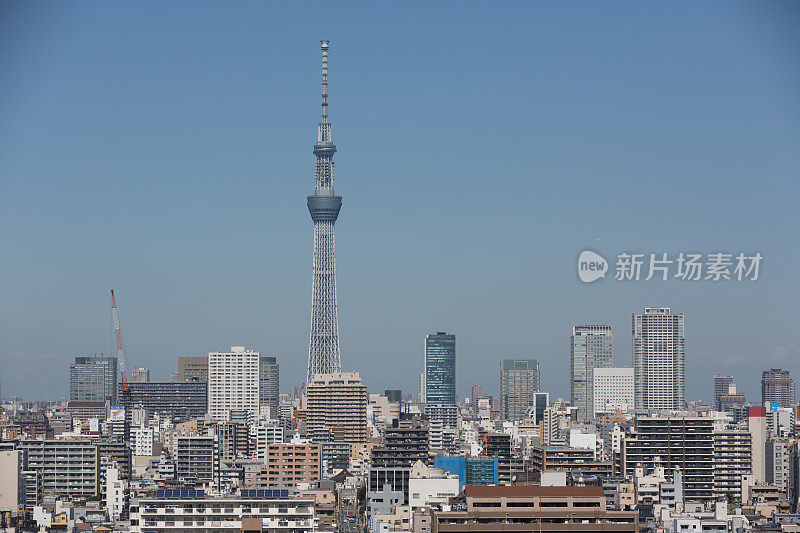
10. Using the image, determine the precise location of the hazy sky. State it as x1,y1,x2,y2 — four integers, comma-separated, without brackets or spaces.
1,2,799,403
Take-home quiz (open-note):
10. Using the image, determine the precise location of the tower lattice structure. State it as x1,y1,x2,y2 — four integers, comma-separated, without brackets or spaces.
306,40,343,383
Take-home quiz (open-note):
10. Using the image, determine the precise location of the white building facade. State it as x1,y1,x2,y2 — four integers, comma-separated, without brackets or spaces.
593,367,635,417
208,346,260,422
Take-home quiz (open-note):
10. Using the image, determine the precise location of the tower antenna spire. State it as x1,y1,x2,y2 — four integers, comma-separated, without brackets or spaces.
307,40,343,384
321,40,329,123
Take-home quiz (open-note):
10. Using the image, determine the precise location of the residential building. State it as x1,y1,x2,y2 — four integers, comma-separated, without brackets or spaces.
258,443,322,488
259,356,280,417
177,356,209,383
69,356,118,402
0,450,23,512
499,359,540,422
622,417,714,503
714,374,734,411
762,369,795,408
432,485,638,533
132,492,315,533
767,436,790,495
19,440,98,498
370,426,429,505
571,325,613,421
208,346,260,422
175,435,219,488
130,367,150,383
250,421,285,460
530,447,613,478
119,381,207,424
305,372,368,444
713,429,752,503
593,367,634,417
632,307,685,411
749,406,767,483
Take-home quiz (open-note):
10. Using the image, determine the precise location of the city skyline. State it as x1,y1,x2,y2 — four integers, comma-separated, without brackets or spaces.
1,2,799,402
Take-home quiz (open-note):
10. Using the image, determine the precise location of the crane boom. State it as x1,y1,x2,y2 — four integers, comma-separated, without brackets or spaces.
110,290,129,392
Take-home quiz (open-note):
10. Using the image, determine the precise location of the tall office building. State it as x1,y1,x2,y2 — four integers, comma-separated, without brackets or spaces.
533,392,549,424
306,41,344,383
571,325,613,421
208,346,260,422
632,307,686,411
714,374,734,411
69,356,118,402
119,381,208,424
469,383,483,415
425,332,456,405
762,369,795,408
259,356,279,417
305,372,368,444
177,356,209,383
499,359,540,421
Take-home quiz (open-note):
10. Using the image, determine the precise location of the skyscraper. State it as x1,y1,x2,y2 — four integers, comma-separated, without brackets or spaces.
177,356,209,383
306,40,343,384
499,359,540,421
69,356,118,402
570,325,613,421
424,332,456,405
208,346,260,421
632,307,686,411
714,374,734,411
259,356,279,417
762,369,795,408
306,372,368,444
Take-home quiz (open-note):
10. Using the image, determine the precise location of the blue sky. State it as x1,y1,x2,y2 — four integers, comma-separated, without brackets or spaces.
1,2,799,402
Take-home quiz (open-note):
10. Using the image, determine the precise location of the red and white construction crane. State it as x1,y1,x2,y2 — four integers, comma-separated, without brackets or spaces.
110,289,131,393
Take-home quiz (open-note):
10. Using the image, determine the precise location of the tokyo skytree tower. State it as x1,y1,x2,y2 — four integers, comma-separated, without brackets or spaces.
306,41,343,383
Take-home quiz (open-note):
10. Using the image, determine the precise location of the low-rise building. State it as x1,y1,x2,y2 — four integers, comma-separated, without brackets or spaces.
432,485,638,532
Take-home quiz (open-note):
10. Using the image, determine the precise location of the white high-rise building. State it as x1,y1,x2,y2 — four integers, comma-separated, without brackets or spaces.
134,427,154,456
632,307,685,411
208,346,260,421
593,367,635,417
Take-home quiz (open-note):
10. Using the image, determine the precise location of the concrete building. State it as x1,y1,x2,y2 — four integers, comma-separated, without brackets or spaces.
175,435,219,489
0,450,23,512
69,356,118,402
119,381,207,424
713,429,752,503
105,467,128,521
305,372,368,444
132,493,315,533
714,374,734,411
19,440,98,498
570,325,613,421
767,436,790,495
424,332,456,405
433,456,499,492
530,447,613,478
133,427,154,456
622,417,714,503
749,406,767,483
258,443,322,488
593,367,634,417
762,368,795,408
632,307,685,411
259,356,280,417
250,420,285,460
370,426,429,505
433,485,638,533
130,367,150,383
499,359,540,422
208,346,260,422
177,356,209,383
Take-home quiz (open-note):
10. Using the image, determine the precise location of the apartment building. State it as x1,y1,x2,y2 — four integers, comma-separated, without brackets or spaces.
257,443,322,488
